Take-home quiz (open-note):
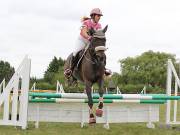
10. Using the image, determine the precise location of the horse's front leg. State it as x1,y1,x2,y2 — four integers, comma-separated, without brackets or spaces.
85,81,96,124
96,79,104,117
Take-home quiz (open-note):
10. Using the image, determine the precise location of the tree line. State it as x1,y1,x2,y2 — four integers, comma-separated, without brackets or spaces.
1,50,179,93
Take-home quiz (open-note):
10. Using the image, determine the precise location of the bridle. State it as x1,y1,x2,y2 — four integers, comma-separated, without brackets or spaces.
85,36,107,65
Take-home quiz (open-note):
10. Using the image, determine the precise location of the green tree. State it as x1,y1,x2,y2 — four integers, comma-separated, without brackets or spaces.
119,50,176,88
44,57,65,84
0,61,15,82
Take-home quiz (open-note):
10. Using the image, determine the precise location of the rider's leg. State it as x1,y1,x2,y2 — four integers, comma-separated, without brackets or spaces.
71,38,87,70
72,37,89,57
105,68,112,76
64,37,88,77
103,55,112,76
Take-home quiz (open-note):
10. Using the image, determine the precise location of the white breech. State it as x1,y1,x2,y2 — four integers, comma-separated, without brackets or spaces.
73,36,90,56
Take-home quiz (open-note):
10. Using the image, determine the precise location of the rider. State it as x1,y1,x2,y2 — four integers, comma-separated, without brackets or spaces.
64,8,111,77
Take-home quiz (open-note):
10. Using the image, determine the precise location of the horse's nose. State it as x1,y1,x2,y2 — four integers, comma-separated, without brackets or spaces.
97,55,104,61
97,56,105,65
100,57,105,62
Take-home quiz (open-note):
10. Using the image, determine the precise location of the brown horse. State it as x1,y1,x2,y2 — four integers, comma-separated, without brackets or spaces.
64,25,108,124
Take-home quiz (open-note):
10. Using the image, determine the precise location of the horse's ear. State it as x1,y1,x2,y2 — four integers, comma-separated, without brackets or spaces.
103,25,108,33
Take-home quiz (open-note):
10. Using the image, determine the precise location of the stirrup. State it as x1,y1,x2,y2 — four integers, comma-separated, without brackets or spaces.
64,69,72,78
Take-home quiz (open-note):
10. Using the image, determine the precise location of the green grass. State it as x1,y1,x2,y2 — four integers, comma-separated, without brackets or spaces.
0,103,180,135
0,122,179,135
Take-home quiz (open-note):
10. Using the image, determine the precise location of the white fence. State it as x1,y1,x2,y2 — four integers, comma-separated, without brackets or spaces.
0,56,31,129
0,79,5,93
166,59,180,125
28,102,159,129
0,58,180,129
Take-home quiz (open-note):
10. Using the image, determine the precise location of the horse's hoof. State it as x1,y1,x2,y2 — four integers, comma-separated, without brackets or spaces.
96,109,103,117
89,117,96,124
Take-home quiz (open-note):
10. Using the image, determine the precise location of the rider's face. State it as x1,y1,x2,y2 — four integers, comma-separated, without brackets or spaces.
94,14,101,23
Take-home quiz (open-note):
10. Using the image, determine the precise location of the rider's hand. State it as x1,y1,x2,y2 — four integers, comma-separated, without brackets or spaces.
88,36,92,41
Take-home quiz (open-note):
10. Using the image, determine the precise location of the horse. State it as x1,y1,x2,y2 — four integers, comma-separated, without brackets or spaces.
64,25,108,124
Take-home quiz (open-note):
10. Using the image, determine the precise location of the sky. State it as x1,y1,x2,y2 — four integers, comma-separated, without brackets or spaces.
1,0,180,78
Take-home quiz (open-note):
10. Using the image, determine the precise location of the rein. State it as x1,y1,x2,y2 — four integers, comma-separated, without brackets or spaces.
77,36,107,66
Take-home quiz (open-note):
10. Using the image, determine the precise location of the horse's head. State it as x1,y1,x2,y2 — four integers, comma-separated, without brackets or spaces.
89,25,108,65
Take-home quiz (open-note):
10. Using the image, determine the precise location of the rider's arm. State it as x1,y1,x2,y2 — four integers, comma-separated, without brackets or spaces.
80,27,92,40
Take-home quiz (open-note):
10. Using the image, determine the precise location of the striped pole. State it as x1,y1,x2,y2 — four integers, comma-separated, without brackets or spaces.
29,98,166,104
29,92,180,100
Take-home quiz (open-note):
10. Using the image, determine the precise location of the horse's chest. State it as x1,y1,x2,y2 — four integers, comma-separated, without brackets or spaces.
82,63,104,82
91,71,102,81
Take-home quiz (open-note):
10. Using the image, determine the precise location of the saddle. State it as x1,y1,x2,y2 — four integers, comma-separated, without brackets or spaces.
71,49,85,70
69,49,86,80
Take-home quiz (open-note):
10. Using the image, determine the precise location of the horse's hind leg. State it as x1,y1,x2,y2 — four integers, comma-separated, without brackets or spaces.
85,81,96,124
96,79,104,117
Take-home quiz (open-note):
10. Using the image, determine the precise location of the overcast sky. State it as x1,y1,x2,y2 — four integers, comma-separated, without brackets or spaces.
1,0,180,78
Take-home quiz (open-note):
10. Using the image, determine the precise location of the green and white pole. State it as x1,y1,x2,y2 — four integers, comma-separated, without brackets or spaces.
29,98,166,104
29,92,180,100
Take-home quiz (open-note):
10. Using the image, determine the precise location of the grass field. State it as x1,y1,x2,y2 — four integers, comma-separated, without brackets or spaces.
0,103,180,135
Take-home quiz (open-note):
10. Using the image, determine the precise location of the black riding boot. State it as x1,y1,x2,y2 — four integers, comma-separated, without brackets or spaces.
64,56,76,78
105,68,112,76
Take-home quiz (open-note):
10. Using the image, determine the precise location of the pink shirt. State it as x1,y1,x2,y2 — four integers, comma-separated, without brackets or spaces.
80,19,102,40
